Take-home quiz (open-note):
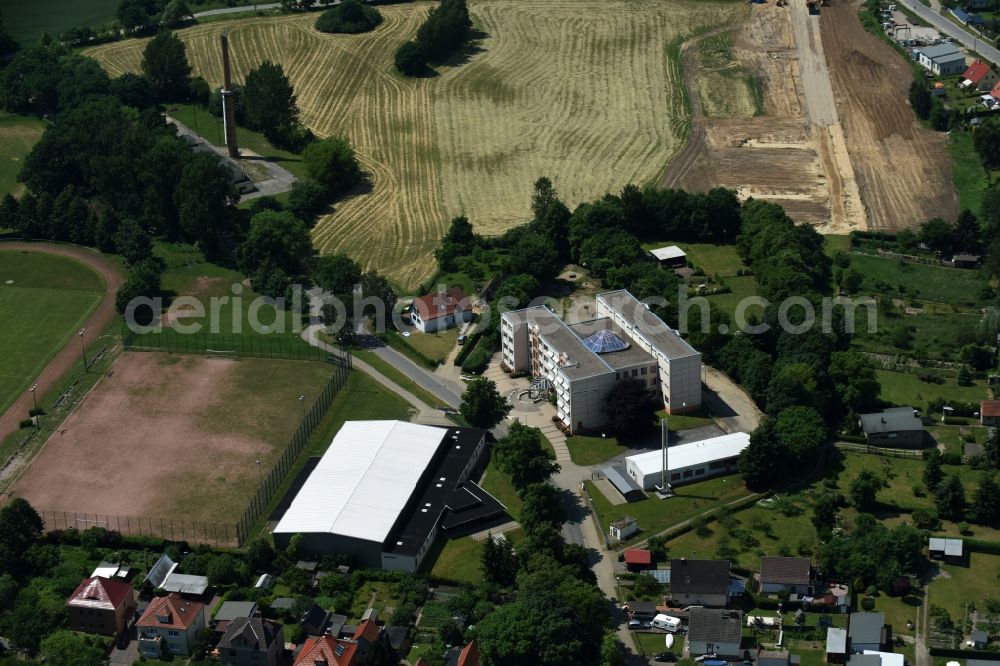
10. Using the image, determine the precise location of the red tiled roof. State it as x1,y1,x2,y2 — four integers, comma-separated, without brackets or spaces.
67,576,134,611
964,60,993,83
137,594,204,631
458,641,480,666
353,618,380,645
624,548,653,565
413,287,469,322
982,400,1000,417
294,633,365,666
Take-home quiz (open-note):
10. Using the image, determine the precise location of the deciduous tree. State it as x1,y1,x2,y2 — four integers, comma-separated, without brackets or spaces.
141,30,192,101
460,377,511,430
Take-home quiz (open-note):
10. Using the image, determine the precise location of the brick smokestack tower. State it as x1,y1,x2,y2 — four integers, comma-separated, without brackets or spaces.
220,31,239,158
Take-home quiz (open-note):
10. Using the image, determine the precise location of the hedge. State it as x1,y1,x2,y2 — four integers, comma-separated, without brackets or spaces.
964,538,1000,555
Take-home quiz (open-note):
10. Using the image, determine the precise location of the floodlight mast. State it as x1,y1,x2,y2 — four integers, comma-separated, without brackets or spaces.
220,31,239,158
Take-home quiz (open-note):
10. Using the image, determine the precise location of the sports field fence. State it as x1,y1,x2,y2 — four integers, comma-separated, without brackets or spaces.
121,326,343,363
38,510,241,548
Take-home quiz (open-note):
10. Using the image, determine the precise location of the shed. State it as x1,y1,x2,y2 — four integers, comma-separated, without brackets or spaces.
603,465,646,503
982,400,1000,426
928,537,965,565
650,245,688,267
610,515,639,541
972,629,989,649
624,548,653,570
160,573,209,596
826,627,848,663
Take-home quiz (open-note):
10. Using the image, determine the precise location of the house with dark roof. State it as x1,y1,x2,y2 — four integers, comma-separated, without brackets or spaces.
218,617,284,666
137,593,207,657
962,60,999,92
827,627,849,663
213,600,258,634
687,609,743,657
848,612,890,652
971,629,989,649
859,407,924,448
759,556,814,595
66,576,137,637
293,619,380,666
384,625,411,657
670,559,731,607
982,400,1000,426
300,603,332,636
410,287,473,333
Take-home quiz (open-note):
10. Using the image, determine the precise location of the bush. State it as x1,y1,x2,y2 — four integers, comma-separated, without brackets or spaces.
18,419,34,429
941,452,962,466
395,40,427,76
461,345,492,374
316,0,383,34
28,407,45,417
862,596,876,610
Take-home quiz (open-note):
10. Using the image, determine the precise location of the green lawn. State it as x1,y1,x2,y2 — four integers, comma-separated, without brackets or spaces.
846,253,988,307
356,351,449,409
0,113,46,197
664,500,816,568
876,370,986,411
402,326,460,364
428,535,484,585
0,250,105,415
126,242,322,358
585,473,749,548
348,581,403,622
872,590,922,638
566,435,627,466
2,0,117,44
949,129,989,216
479,460,522,519
824,235,850,257
705,275,760,321
632,631,684,656
165,104,308,179
657,407,715,431
928,552,1000,622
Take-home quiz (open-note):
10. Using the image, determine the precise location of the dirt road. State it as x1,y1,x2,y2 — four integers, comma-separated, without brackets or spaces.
0,242,123,442
788,0,838,127
820,0,958,229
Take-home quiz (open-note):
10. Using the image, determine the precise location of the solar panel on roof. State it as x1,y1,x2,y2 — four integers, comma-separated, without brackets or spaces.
582,329,630,354
335,644,345,656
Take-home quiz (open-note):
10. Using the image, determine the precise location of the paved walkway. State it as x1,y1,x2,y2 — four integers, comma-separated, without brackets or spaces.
165,115,297,202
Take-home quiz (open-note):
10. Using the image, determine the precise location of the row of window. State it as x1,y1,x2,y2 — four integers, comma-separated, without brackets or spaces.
669,468,708,481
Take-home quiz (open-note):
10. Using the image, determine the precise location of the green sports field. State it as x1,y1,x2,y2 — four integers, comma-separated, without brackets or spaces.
0,250,105,414
1,0,118,45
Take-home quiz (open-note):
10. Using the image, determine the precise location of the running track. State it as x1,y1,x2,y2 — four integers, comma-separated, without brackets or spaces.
0,242,123,442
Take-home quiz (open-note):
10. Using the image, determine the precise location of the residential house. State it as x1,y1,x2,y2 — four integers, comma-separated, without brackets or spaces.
217,617,283,666
445,641,480,666
848,612,890,653
136,593,207,658
687,609,743,657
827,627,849,663
625,548,653,571
953,253,981,269
929,537,965,565
916,44,967,76
213,600,258,634
962,60,999,92
670,559,731,607
300,603,332,636
861,652,905,666
953,7,985,25
859,407,924,448
758,556,813,595
981,400,1000,426
610,516,638,541
410,287,473,334
66,576,137,637
384,626,411,657
293,619,380,666
971,629,989,649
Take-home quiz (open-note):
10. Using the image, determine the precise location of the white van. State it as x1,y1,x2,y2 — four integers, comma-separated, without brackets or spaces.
651,614,682,632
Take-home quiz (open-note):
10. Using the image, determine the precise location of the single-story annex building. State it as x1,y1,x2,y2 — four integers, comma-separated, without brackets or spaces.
859,407,923,448
272,421,502,572
624,432,750,490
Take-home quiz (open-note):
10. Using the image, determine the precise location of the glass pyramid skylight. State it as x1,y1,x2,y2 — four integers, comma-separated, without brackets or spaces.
582,329,629,354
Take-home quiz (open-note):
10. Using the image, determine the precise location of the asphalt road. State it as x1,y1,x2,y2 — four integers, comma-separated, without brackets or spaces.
902,0,1000,64
191,3,281,18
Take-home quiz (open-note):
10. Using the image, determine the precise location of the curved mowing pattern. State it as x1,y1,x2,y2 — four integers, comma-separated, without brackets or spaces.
85,1,740,289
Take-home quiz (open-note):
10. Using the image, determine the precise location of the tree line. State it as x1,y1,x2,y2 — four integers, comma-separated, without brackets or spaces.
395,0,473,76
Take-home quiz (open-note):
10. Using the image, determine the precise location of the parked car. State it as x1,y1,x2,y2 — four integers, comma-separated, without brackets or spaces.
654,653,678,662
629,618,651,629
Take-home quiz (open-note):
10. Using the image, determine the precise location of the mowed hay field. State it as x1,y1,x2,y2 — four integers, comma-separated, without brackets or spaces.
0,250,104,415
85,0,742,289
11,353,334,524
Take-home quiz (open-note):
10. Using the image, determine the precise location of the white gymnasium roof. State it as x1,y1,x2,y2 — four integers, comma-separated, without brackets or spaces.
626,432,751,476
273,421,446,543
